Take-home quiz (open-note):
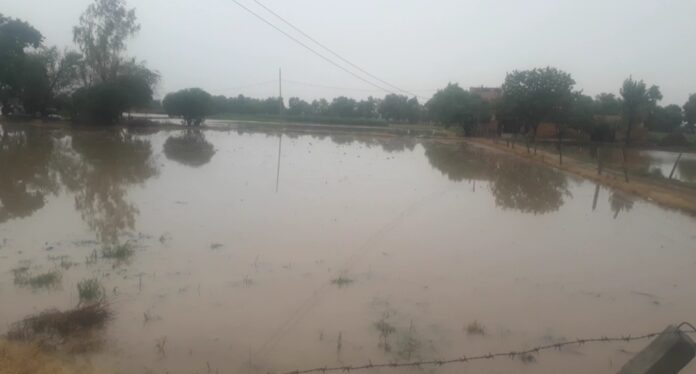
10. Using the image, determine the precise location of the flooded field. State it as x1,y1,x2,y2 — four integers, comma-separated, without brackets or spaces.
1,123,695,374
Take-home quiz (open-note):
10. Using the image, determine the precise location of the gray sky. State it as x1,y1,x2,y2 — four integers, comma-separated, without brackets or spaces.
3,0,695,105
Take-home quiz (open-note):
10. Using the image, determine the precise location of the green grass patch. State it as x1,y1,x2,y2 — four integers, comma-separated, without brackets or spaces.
77,278,104,303
102,243,134,261
331,276,354,287
14,269,62,289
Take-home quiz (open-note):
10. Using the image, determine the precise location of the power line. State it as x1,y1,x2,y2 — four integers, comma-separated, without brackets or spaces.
284,80,385,93
230,0,396,95
227,80,277,91
251,0,420,99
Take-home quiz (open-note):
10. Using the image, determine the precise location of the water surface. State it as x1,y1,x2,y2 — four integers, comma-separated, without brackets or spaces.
1,124,695,373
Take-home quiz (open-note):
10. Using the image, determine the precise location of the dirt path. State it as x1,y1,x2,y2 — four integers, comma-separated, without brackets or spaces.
466,138,696,216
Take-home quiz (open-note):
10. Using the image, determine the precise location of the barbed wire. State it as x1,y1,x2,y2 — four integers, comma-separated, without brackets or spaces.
273,323,696,374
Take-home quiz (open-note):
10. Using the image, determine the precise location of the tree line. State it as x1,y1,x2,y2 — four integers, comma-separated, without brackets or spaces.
0,0,158,124
2,0,695,141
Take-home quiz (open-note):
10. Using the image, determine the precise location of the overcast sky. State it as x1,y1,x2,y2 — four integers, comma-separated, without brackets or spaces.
2,0,695,105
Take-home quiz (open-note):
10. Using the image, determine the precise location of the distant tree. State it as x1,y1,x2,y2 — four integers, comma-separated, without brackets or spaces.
566,93,595,132
355,96,378,118
379,94,408,121
501,67,575,144
594,93,622,116
162,88,213,126
288,97,312,116
0,14,44,114
647,104,683,133
327,96,357,117
620,77,662,144
311,98,329,116
683,93,696,134
73,0,140,85
426,83,489,135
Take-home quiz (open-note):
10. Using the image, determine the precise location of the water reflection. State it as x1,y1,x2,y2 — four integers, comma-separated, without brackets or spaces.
609,190,634,219
0,125,158,244
163,130,216,167
677,159,696,183
0,125,59,223
63,130,158,244
424,142,570,214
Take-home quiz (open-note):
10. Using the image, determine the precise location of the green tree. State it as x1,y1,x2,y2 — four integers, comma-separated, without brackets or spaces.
426,83,488,135
501,67,575,144
0,14,44,114
595,93,622,116
647,104,682,133
620,77,662,145
163,88,213,126
683,93,696,134
73,0,140,84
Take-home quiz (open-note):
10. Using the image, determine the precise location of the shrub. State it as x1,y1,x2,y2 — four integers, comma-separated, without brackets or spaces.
162,88,212,126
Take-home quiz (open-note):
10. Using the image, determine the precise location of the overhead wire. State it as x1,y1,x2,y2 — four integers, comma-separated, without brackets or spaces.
230,0,397,96
251,0,421,98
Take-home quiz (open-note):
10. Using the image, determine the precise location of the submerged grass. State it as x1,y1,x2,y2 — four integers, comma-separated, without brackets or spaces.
13,268,62,289
331,276,354,287
7,303,112,342
77,279,104,304
466,320,486,336
101,243,134,261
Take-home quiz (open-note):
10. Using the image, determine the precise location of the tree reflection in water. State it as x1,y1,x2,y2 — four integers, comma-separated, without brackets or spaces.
424,142,570,214
609,190,634,219
0,124,60,223
163,130,216,167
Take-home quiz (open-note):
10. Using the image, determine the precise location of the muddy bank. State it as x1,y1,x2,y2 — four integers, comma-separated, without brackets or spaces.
467,138,696,216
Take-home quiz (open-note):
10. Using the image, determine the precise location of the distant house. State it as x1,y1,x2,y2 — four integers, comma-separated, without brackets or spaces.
470,86,502,102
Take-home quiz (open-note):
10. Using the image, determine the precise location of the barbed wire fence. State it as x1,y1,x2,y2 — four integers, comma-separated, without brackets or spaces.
273,322,696,374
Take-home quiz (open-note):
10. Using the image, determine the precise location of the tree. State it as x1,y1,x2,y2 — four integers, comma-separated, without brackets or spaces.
73,0,140,85
426,84,489,135
327,96,357,118
684,94,696,134
595,93,622,116
0,14,44,114
501,67,575,144
620,77,661,145
163,88,213,126
647,104,682,133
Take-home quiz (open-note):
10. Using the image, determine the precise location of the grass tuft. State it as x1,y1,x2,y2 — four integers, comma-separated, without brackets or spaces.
77,278,103,303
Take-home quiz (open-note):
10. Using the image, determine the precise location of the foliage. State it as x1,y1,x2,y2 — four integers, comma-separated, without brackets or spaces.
647,104,683,132
163,88,213,126
73,0,140,84
501,67,575,139
620,77,662,144
379,94,420,123
426,83,489,135
0,14,44,114
71,74,154,123
595,93,622,115
683,93,696,133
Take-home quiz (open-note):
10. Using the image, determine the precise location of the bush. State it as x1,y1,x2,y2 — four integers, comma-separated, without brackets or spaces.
71,75,154,124
658,132,691,147
162,88,212,126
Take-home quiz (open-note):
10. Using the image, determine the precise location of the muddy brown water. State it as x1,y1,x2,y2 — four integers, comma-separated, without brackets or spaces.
1,123,695,374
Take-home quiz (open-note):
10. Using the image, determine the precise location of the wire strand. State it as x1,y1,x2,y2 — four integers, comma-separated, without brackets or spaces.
251,0,420,99
230,0,396,96
272,327,696,374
